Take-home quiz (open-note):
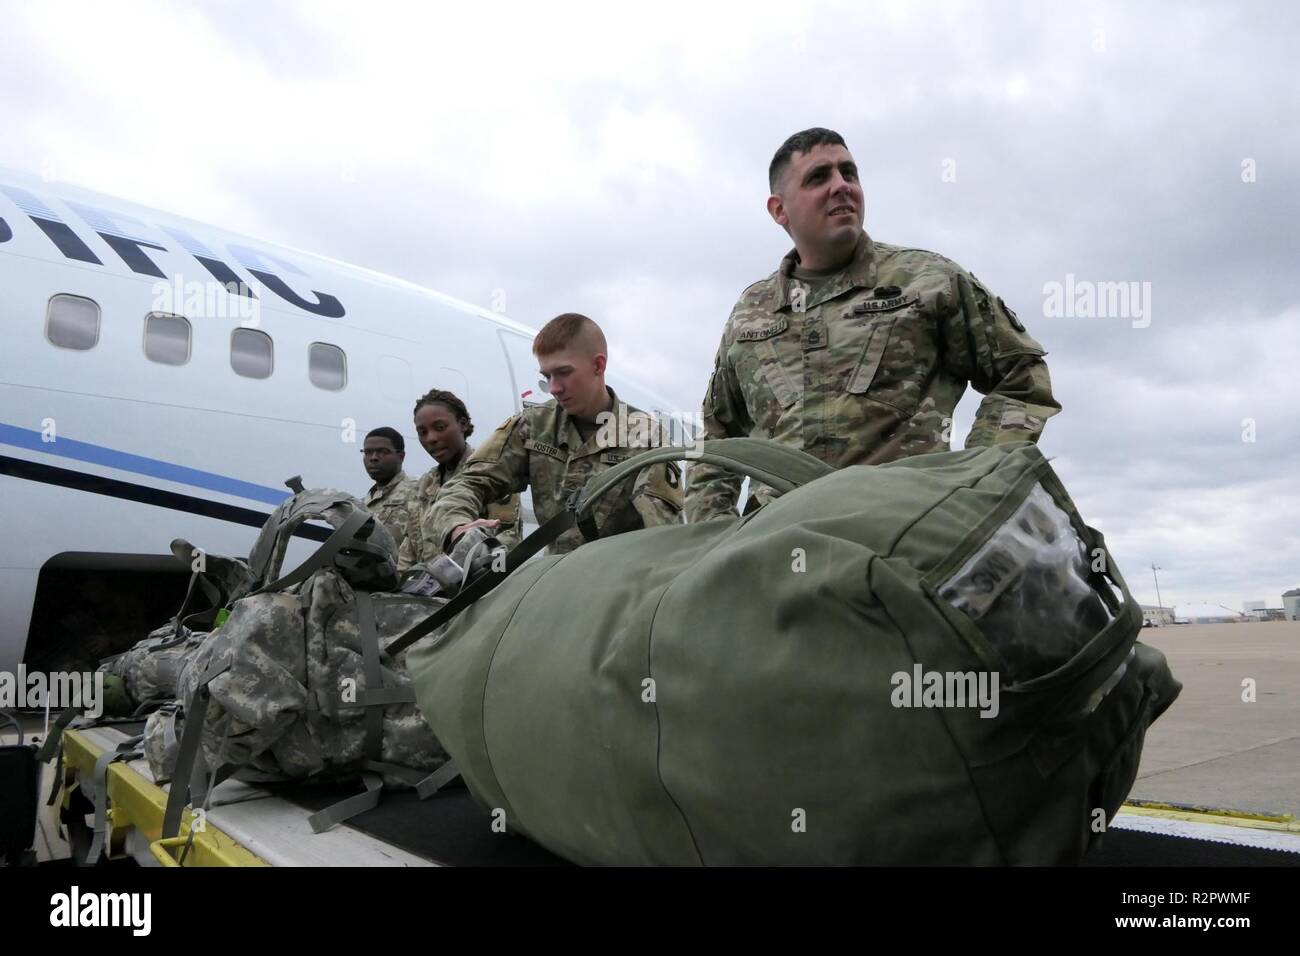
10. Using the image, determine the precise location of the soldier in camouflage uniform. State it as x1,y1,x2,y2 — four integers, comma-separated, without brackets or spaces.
397,388,521,572
686,128,1061,522
425,313,683,556
361,426,419,550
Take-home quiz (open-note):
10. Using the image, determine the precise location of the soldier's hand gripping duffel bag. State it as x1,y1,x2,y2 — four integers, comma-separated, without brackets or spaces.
406,438,1181,865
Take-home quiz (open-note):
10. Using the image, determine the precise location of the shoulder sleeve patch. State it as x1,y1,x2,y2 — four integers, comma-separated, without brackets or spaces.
473,414,523,463
639,460,684,510
996,296,1026,332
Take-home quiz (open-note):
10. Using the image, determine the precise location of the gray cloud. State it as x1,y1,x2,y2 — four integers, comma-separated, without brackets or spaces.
3,0,1296,609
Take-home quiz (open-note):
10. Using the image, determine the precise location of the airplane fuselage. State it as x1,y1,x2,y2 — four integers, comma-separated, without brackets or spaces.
0,168,678,673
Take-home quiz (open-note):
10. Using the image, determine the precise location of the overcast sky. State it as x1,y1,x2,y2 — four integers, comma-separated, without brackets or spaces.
2,0,1296,611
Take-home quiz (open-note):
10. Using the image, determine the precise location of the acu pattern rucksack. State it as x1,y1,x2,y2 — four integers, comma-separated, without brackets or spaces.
149,489,477,836
99,538,255,715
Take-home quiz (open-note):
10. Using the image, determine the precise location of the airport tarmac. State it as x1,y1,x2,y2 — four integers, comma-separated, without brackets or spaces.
1129,620,1299,818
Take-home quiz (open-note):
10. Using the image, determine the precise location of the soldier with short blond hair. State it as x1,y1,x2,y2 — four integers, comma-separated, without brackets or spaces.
424,313,683,556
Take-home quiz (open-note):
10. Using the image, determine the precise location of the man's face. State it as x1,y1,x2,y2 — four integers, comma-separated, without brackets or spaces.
362,436,404,483
414,403,467,465
769,143,864,260
538,346,607,421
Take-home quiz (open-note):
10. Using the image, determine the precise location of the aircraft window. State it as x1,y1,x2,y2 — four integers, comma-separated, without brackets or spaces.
144,312,191,365
231,328,273,379
46,294,100,350
309,342,347,390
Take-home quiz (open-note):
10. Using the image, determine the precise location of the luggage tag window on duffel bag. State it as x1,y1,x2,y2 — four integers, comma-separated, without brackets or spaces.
935,484,1120,685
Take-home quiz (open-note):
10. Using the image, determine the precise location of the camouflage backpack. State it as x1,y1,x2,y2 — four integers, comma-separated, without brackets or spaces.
149,490,496,835
99,539,254,715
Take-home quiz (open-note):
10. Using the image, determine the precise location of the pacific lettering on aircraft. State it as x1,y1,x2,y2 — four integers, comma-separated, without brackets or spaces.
0,182,345,318
229,243,344,318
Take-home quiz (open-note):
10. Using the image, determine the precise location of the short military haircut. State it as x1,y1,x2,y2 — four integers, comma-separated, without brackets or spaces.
412,387,474,438
769,127,848,193
532,312,607,358
365,426,404,452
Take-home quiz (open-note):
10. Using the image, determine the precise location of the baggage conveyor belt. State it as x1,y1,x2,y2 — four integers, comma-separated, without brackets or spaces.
55,723,564,866
49,723,1300,866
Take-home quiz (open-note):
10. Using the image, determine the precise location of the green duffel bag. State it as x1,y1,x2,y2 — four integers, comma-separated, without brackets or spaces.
406,438,1180,865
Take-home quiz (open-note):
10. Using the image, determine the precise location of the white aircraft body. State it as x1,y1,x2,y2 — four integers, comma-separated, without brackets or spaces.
0,167,682,674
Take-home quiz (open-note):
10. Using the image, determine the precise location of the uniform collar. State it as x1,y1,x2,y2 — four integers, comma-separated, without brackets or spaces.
559,386,624,456
368,469,407,500
436,443,474,483
773,230,878,312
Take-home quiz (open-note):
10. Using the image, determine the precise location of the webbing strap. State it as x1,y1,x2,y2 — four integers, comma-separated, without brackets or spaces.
37,705,80,762
45,738,64,807
355,592,385,761
166,571,203,646
195,571,222,608
161,659,231,840
414,760,461,799
572,439,833,542
386,443,827,651
357,759,459,797
307,772,384,833
131,697,174,719
361,760,428,786
576,509,601,543
82,747,142,866
358,687,416,706
251,509,373,595
384,507,576,657
189,761,239,811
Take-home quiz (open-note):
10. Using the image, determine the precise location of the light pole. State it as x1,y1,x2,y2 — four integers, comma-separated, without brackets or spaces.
1151,563,1164,615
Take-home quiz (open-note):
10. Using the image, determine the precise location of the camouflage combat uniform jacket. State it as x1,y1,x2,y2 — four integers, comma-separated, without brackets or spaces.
425,388,684,556
685,231,1061,522
364,470,417,551
396,445,521,572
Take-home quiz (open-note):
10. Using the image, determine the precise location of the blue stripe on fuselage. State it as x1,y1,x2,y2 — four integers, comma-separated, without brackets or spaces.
0,422,290,505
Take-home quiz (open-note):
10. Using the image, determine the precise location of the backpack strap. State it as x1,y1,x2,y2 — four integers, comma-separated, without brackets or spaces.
413,760,461,798
36,705,81,762
250,508,375,595
306,772,384,833
352,592,416,760
354,759,460,799
155,567,222,648
46,735,65,807
573,438,833,541
81,736,145,866
161,658,232,841
386,439,833,655
383,506,576,656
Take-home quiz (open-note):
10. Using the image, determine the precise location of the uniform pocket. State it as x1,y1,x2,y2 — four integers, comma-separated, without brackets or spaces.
754,340,798,408
845,317,896,394
729,339,798,412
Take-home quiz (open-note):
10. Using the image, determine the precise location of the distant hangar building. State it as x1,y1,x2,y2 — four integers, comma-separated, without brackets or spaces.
1285,589,1300,622
1140,605,1175,626
1175,604,1246,624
